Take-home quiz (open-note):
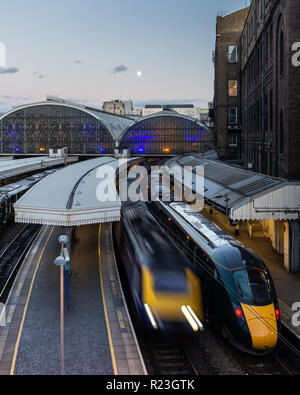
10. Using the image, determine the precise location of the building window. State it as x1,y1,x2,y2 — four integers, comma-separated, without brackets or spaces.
228,107,238,124
228,45,238,63
228,80,238,96
228,133,238,147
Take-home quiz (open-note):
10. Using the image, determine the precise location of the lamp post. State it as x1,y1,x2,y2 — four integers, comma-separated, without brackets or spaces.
54,235,69,376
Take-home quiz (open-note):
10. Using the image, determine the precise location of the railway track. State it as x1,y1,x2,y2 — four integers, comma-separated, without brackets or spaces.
0,224,41,303
141,334,198,375
229,345,293,375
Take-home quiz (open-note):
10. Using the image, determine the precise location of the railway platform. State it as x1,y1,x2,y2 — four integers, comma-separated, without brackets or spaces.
0,223,146,375
201,207,300,340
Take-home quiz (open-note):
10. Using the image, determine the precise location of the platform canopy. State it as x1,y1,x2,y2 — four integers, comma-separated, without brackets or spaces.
0,156,77,182
14,157,137,226
166,154,300,221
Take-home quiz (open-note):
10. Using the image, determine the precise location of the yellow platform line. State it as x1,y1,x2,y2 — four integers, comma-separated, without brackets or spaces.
278,298,292,313
10,227,54,375
98,224,118,375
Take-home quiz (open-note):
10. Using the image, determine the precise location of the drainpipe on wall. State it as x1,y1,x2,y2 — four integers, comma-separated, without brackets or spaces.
261,0,266,174
214,18,218,156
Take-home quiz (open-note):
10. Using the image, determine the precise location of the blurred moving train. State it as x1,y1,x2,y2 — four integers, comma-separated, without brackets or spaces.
148,200,281,355
114,203,204,333
0,170,56,229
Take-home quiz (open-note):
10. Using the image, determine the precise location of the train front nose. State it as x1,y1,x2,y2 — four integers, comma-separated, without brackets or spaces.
241,303,278,351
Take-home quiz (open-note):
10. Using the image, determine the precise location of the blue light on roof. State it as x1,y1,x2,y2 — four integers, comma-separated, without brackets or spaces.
136,146,145,154
97,148,105,152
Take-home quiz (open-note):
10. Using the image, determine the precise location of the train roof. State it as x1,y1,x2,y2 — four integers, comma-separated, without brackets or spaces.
169,202,236,249
0,170,57,201
157,201,266,272
122,203,190,268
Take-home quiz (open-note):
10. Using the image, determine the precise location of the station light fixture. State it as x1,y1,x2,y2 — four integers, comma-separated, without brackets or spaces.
58,235,69,246
54,255,66,267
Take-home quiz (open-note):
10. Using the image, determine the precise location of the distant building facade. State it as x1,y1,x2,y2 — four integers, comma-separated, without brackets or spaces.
200,109,209,123
102,100,133,116
141,104,206,121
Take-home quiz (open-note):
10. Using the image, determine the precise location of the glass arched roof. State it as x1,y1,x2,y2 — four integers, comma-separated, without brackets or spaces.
0,100,135,141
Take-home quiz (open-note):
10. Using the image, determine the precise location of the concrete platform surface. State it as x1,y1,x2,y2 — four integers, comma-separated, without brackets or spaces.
0,224,146,375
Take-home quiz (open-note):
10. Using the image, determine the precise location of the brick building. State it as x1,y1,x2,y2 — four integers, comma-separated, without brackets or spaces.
241,0,300,180
212,1,300,274
214,0,300,180
213,8,249,161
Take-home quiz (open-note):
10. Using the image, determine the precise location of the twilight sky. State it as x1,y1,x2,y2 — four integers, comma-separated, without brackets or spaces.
0,0,250,113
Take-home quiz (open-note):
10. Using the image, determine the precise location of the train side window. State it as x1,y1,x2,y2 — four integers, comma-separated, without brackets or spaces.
214,268,218,280
193,246,200,268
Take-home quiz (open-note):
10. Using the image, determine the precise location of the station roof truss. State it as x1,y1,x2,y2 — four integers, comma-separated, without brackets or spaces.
165,154,300,221
14,157,137,227
0,100,135,142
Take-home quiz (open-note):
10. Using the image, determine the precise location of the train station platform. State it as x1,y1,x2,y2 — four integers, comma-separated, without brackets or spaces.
0,224,146,375
201,207,300,340
0,156,78,183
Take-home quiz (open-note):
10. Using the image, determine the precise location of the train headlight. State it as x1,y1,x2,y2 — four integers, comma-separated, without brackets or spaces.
181,306,203,332
187,306,204,331
144,304,158,329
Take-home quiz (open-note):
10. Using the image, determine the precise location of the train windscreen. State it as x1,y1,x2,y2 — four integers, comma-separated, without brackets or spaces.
153,269,187,293
233,269,272,304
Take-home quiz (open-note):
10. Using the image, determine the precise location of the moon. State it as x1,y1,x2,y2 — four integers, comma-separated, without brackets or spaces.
137,70,142,77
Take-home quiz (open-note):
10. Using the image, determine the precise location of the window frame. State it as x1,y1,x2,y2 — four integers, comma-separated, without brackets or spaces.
228,107,238,124
228,80,238,97
228,133,238,147
228,45,238,63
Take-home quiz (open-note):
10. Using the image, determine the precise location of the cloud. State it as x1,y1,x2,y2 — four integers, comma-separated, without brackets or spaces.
74,60,83,64
112,65,128,74
0,95,28,101
33,72,45,79
0,67,19,74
